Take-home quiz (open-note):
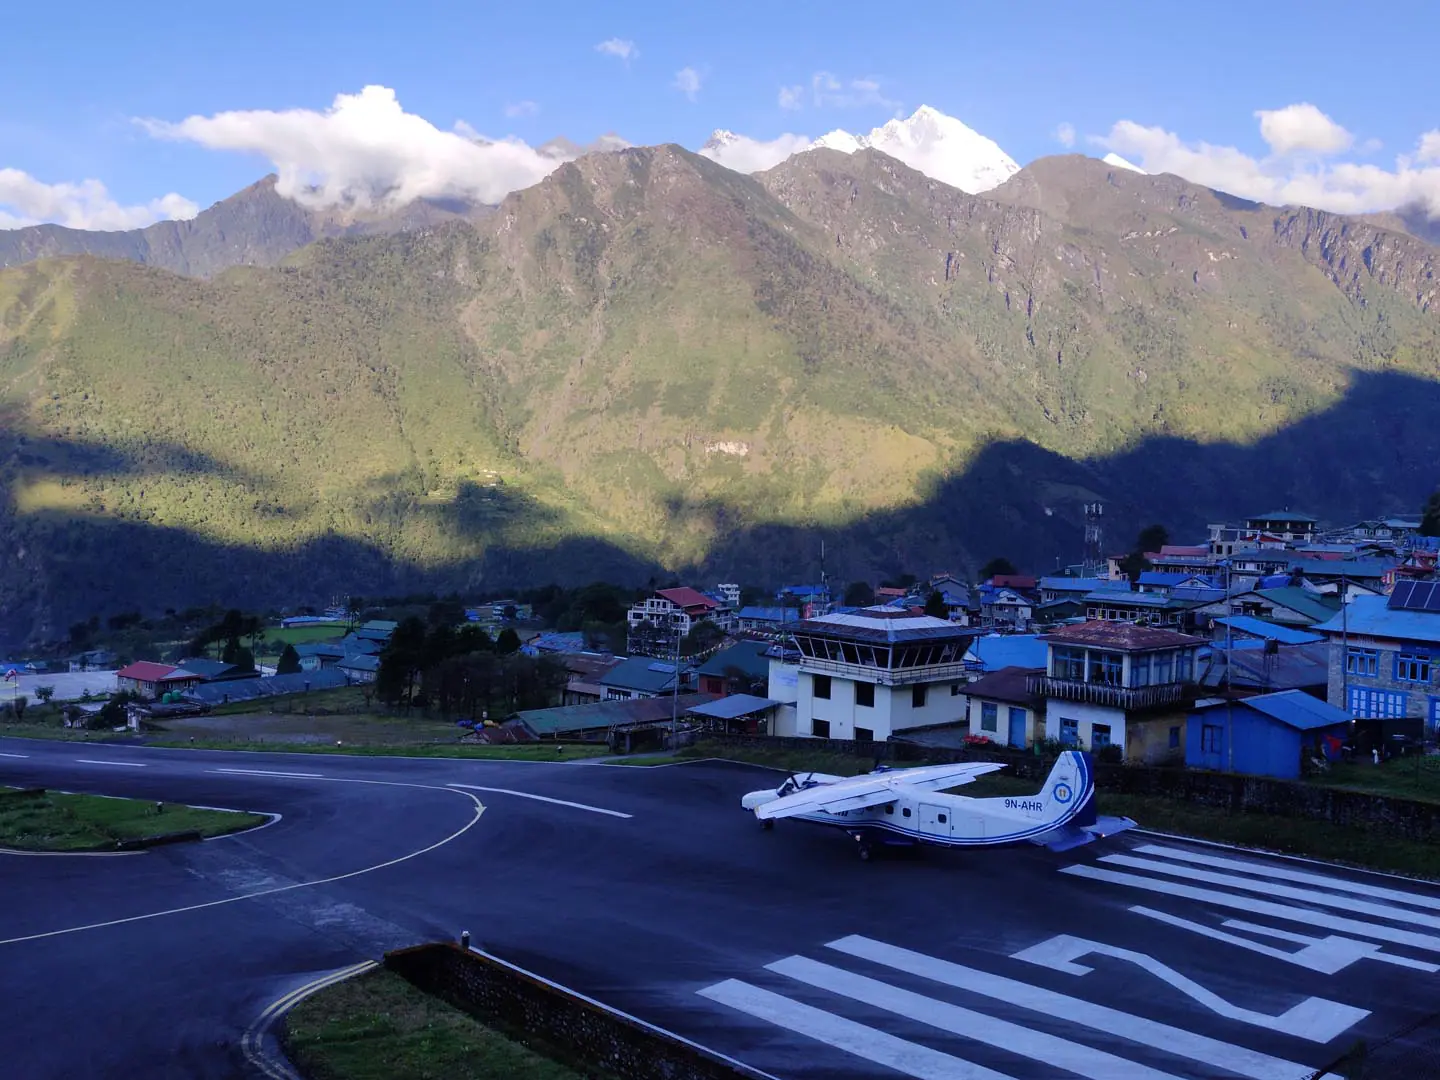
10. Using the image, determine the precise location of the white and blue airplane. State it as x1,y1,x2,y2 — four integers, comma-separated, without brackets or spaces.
740,750,1134,860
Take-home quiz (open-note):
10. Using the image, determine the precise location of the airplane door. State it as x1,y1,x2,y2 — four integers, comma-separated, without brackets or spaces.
918,803,951,837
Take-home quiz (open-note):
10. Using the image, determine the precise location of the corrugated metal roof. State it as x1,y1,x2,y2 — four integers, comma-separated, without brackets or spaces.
686,694,781,720
514,693,719,736
1083,590,1197,609
1194,689,1349,731
1254,587,1341,623
697,640,772,679
599,656,686,693
1313,595,1440,645
1213,617,1323,646
963,665,1041,707
1044,621,1202,651
791,607,972,644
116,661,178,682
965,634,1048,671
183,668,350,704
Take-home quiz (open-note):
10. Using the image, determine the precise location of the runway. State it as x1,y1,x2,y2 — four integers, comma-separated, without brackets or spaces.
3,736,1437,1079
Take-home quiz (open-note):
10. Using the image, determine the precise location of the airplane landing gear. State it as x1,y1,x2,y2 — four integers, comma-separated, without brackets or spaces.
759,818,774,830
852,833,873,861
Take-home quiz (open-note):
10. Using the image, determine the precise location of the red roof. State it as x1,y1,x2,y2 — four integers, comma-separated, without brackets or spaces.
656,587,718,612
116,661,178,682
991,575,1037,590
1041,620,1202,651
1160,545,1209,557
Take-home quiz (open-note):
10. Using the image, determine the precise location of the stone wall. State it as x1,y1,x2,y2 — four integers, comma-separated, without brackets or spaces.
384,943,771,1080
703,734,1440,841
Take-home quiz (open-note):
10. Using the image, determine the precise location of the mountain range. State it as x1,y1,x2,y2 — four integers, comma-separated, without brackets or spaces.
1,118,1439,646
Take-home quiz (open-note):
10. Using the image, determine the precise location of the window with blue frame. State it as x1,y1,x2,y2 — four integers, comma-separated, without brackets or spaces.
1052,646,1085,680
980,701,998,732
1088,651,1123,686
1346,647,1379,677
1176,649,1193,683
1130,654,1151,687
1395,652,1432,683
1091,723,1112,748
1348,687,1408,719
1152,651,1174,684
1201,725,1223,753
1060,717,1078,745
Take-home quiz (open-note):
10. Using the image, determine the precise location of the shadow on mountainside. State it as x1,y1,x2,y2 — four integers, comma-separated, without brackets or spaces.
2,369,1438,646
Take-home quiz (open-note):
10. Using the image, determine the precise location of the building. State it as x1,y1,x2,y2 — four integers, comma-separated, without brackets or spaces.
963,666,1043,748
1186,690,1351,780
979,586,1033,630
735,606,801,633
168,657,255,682
1030,621,1204,763
294,642,347,672
696,641,772,696
1083,590,1201,631
558,654,624,705
1245,511,1319,545
1313,581,1440,741
1236,587,1340,627
785,608,974,741
597,657,693,701
1197,641,1330,699
510,693,719,743
115,662,205,699
337,653,380,683
687,693,784,736
1211,616,1322,648
626,588,720,653
352,620,399,644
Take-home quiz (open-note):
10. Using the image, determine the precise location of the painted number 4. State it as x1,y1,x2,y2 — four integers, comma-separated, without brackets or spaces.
1012,935,1369,1044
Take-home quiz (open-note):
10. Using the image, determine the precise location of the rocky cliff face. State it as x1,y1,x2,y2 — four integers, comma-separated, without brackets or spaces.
1269,207,1438,312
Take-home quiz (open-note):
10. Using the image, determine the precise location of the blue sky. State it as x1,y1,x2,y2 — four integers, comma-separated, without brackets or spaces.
3,0,1438,228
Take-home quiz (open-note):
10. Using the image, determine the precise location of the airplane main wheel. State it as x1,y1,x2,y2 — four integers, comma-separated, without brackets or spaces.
759,819,774,831
856,839,873,861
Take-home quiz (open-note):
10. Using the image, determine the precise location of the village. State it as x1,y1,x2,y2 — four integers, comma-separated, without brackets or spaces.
5,507,1438,786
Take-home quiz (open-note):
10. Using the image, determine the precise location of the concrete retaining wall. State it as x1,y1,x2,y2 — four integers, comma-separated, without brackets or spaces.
703,734,1440,841
384,943,771,1080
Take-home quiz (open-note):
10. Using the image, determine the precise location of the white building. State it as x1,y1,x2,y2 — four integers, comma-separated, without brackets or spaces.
626,587,721,654
786,608,974,741
716,583,741,607
1031,621,1202,763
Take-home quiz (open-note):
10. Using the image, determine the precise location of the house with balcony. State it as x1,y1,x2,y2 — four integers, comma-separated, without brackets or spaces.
1313,580,1440,743
626,587,721,655
1029,621,1204,764
786,608,976,741
979,586,1033,630
1083,589,1203,631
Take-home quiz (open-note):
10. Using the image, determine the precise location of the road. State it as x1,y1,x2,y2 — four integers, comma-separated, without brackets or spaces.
3,736,1438,1080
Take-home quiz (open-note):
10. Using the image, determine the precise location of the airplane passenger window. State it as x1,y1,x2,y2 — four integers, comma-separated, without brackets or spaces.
902,808,912,817
938,814,947,824
884,804,894,814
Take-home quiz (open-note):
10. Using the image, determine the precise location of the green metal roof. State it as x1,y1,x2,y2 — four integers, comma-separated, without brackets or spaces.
1253,587,1340,623
697,640,772,679
513,693,719,736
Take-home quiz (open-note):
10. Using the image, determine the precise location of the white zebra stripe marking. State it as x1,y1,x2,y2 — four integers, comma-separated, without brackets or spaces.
698,979,1014,1080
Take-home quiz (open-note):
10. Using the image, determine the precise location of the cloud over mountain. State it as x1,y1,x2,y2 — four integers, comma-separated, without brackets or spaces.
0,169,197,231
1098,105,1440,219
140,85,567,211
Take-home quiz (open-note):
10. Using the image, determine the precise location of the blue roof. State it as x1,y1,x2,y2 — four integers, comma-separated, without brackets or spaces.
738,606,799,623
697,640,772,679
1039,576,1106,592
1138,571,1210,587
522,632,586,656
1084,590,1192,608
599,656,685,693
964,634,1048,672
1214,616,1323,645
778,585,829,598
1170,586,1227,603
1313,595,1440,645
1194,689,1350,731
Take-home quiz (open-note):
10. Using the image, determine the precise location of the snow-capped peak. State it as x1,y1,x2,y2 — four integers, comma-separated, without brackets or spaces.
1102,152,1147,175
702,129,742,152
811,128,865,154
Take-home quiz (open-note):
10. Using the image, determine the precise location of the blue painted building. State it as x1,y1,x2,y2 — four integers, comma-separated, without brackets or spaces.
1187,690,1351,779
963,633,1048,673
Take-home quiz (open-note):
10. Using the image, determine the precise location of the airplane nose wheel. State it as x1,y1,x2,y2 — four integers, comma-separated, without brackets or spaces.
853,834,873,861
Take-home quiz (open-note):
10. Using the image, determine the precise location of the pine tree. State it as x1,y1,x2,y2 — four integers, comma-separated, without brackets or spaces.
276,643,302,675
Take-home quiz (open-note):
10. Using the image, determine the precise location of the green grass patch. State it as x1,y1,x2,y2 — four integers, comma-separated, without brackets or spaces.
284,967,596,1080
0,787,266,851
143,739,611,760
1313,757,1440,805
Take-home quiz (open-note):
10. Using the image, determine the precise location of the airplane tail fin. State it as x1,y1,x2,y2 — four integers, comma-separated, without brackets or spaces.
1032,750,1136,852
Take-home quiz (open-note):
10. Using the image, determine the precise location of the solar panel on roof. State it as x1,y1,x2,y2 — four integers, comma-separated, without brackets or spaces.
646,662,676,673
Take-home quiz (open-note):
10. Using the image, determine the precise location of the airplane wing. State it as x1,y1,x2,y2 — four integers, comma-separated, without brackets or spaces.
752,761,1009,820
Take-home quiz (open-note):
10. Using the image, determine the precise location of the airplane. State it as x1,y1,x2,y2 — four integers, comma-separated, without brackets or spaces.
740,750,1134,860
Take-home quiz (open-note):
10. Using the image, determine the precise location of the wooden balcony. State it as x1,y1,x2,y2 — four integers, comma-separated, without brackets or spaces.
1026,675,1189,711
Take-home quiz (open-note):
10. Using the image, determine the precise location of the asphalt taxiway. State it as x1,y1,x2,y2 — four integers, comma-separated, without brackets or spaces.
3,736,1438,1079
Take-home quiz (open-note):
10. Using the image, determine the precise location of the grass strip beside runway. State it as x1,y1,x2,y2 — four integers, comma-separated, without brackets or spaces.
284,967,598,1080
0,787,267,851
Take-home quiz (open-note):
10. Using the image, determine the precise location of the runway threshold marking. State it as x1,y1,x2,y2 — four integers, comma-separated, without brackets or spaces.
212,768,326,779
74,759,147,768
447,783,632,818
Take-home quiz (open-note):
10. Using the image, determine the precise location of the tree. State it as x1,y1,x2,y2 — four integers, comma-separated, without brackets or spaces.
979,557,1017,580
502,604,518,622
681,619,725,658
376,616,429,708
495,627,522,655
1118,551,1150,585
276,644,302,675
34,686,54,706
1136,524,1170,556
924,590,950,620
843,581,875,607
1421,492,1440,537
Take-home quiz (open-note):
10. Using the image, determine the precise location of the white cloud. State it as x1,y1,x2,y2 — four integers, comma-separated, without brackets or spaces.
1098,110,1440,218
595,38,637,63
1255,103,1351,156
778,85,804,111
809,71,902,113
504,100,539,119
673,67,703,102
1054,122,1076,148
699,132,814,174
1418,130,1440,164
0,168,198,231
140,85,569,210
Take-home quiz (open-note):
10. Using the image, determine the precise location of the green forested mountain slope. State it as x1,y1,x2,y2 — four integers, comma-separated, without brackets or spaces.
1,145,1437,643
